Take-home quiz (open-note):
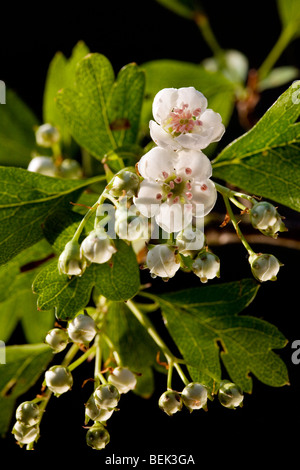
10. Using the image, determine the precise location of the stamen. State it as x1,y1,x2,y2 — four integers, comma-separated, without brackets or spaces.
201,184,208,191
169,181,175,189
167,192,173,198
162,171,169,179
173,196,179,204
186,182,192,190
186,192,193,200
156,193,162,200
185,168,192,175
174,177,182,184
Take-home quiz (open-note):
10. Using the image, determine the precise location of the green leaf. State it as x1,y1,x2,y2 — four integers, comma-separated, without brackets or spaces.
103,302,162,397
0,344,53,437
153,279,288,393
213,81,300,212
33,240,140,321
43,41,90,147
140,60,235,151
56,54,145,161
0,90,40,167
0,167,106,265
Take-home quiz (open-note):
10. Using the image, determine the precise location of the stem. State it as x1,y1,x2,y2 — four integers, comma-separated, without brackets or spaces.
126,300,190,386
223,195,256,256
214,181,256,206
67,344,96,372
102,333,122,366
258,24,298,81
194,12,226,68
94,334,107,387
167,361,174,390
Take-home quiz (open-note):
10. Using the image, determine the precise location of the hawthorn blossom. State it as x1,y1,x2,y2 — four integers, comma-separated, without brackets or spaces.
149,87,225,150
133,146,217,233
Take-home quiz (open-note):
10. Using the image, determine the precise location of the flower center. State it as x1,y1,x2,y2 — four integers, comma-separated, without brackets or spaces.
155,169,196,204
164,103,202,136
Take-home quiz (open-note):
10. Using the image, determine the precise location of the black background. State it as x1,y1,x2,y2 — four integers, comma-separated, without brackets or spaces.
1,0,300,464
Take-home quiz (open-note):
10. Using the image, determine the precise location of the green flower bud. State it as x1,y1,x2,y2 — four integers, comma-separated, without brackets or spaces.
45,328,69,353
158,391,182,416
107,170,140,197
35,123,60,148
218,380,243,409
181,383,208,411
45,365,73,396
85,394,114,423
12,421,39,445
250,201,286,238
58,240,86,276
176,227,205,256
94,384,120,411
192,251,220,283
80,228,117,265
59,159,82,179
15,402,40,427
249,253,282,282
86,422,110,450
67,313,97,344
27,156,57,177
107,367,137,394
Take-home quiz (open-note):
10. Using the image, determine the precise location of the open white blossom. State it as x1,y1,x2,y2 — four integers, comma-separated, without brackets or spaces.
149,87,225,150
133,146,217,233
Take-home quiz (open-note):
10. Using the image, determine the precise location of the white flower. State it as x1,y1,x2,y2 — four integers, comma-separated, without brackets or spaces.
176,227,205,255
192,251,220,283
133,146,217,233
149,87,225,150
115,201,149,241
146,244,180,279
249,253,281,282
80,228,117,264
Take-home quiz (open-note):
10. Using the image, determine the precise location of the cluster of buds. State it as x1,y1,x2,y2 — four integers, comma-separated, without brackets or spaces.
145,226,220,282
27,123,82,179
45,312,97,353
85,367,137,450
11,402,41,447
158,380,243,417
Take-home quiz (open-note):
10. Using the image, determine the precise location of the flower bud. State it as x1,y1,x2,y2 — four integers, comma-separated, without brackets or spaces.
12,421,39,445
45,328,69,353
249,253,282,282
107,170,140,197
176,227,205,256
85,394,114,423
35,123,60,148
107,367,137,394
146,244,180,279
67,313,97,344
80,228,117,265
59,159,82,179
94,384,120,411
250,201,286,238
58,240,86,276
86,422,110,450
115,203,149,242
45,365,73,396
181,382,208,411
15,402,40,427
158,391,182,416
218,380,243,409
192,251,220,283
27,156,57,177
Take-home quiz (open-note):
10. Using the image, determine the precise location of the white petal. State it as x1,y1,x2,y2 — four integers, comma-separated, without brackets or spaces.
176,87,207,112
149,120,181,150
146,244,180,278
155,202,193,233
152,88,178,124
191,179,217,216
138,146,175,181
133,180,161,218
173,149,212,180
200,109,225,143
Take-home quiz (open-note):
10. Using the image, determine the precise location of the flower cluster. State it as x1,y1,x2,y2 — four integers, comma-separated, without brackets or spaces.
134,86,224,281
